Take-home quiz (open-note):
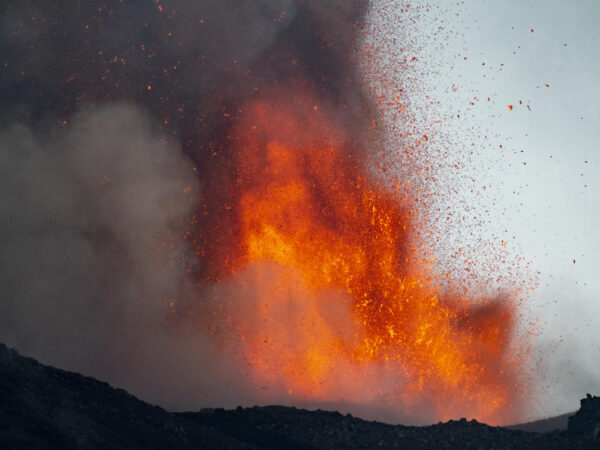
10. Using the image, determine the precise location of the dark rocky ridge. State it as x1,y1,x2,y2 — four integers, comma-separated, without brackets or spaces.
0,343,250,449
1,342,598,449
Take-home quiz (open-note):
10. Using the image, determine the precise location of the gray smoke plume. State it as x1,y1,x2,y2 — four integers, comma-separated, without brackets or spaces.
0,104,194,392
0,102,273,411
0,0,383,417
0,102,388,415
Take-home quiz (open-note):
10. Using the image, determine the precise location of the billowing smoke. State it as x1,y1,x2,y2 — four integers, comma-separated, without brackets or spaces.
0,0,373,280
0,98,337,413
0,0,398,418
0,104,206,403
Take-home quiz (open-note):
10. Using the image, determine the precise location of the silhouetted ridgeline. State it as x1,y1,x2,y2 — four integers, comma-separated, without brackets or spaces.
1,342,598,449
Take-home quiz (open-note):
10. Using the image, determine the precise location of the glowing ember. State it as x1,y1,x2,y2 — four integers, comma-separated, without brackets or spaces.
197,87,525,424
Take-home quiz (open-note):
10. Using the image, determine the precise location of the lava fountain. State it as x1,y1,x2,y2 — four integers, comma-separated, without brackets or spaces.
0,0,532,426
192,84,526,424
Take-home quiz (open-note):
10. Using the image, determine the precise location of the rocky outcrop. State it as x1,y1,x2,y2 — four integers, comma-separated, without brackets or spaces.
567,394,600,442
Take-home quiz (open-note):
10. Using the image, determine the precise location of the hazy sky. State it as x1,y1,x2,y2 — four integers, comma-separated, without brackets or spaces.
370,0,600,416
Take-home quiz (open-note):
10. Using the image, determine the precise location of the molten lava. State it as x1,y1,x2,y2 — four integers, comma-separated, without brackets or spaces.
199,87,524,424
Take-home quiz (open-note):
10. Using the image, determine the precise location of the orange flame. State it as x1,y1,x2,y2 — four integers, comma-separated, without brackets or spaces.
200,87,525,424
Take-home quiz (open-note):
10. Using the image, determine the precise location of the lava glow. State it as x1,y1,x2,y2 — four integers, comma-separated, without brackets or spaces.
199,87,526,425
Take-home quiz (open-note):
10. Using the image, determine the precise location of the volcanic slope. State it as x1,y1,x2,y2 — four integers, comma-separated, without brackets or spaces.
1,342,598,449
0,342,249,449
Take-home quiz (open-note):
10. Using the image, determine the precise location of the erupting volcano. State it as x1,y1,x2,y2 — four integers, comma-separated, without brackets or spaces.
191,85,526,424
0,0,535,428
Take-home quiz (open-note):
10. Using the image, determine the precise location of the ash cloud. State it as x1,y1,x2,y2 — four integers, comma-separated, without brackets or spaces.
0,0,374,274
0,1,369,134
0,104,197,397
0,103,263,411
0,101,393,413
0,0,385,417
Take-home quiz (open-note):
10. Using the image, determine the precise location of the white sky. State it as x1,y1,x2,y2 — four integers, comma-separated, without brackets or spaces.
368,0,600,417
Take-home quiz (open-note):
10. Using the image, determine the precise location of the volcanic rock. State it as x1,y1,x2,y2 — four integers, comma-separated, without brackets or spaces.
0,343,249,449
567,394,600,442
1,342,599,449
